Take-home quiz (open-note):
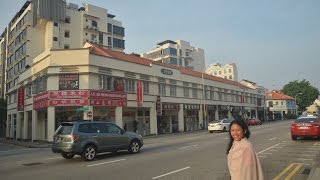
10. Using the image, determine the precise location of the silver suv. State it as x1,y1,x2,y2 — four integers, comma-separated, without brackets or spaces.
52,121,143,161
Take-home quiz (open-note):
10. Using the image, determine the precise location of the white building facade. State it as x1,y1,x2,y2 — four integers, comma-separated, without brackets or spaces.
206,63,238,81
5,44,265,142
141,40,205,72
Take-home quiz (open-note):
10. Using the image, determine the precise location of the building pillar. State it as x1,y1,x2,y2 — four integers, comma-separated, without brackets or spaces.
149,104,157,135
32,110,38,142
215,109,219,121
16,113,21,140
255,109,258,118
178,104,184,132
115,106,123,128
198,107,204,129
47,107,55,142
6,115,10,138
23,111,28,140
10,115,14,139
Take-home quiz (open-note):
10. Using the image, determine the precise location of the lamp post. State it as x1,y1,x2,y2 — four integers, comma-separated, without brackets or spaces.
294,92,303,115
201,70,207,130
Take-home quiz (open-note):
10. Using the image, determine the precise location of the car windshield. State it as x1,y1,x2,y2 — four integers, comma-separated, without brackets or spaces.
294,118,317,123
55,123,74,135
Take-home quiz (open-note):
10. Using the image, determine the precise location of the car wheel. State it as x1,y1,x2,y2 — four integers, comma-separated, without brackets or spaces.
209,131,213,133
291,136,297,140
61,152,75,159
128,140,141,154
82,145,97,161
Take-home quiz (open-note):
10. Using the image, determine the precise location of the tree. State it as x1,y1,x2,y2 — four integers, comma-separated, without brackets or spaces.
282,79,319,113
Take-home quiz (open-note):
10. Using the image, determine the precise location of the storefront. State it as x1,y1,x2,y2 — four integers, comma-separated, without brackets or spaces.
183,104,200,132
160,103,179,133
219,105,229,119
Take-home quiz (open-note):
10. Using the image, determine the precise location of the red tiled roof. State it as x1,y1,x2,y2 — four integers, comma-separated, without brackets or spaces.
88,43,250,89
265,90,294,100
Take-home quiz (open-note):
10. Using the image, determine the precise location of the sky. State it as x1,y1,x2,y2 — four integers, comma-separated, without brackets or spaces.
1,0,320,91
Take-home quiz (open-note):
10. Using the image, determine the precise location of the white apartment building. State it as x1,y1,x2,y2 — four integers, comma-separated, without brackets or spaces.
141,40,205,72
6,43,265,142
205,63,238,81
0,0,125,99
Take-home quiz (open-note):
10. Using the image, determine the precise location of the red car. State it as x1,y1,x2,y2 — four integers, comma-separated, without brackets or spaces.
246,118,262,125
291,116,320,140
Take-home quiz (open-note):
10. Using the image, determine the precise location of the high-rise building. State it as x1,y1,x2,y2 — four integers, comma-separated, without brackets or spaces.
141,40,205,72
0,0,125,99
205,63,238,81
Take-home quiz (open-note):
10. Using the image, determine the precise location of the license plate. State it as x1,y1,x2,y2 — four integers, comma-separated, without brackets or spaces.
298,127,309,129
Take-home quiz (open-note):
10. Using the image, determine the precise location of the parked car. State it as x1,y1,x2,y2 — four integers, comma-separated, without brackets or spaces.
52,121,143,161
208,119,233,133
291,116,320,140
246,118,262,125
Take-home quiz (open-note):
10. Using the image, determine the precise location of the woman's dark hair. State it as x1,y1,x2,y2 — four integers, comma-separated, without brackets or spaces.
226,120,250,154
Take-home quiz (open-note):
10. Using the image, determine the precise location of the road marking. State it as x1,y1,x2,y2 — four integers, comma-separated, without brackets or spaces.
301,154,316,157
269,137,276,140
46,157,61,160
258,155,267,158
284,163,303,180
257,143,280,155
152,166,191,179
87,159,126,167
179,144,198,150
273,163,300,180
313,142,320,145
260,152,272,155
296,158,313,161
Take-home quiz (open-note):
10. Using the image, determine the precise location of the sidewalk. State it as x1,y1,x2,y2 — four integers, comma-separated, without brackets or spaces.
307,159,320,180
0,137,51,148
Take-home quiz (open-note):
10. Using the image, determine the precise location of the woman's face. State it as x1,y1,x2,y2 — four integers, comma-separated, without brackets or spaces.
230,123,245,141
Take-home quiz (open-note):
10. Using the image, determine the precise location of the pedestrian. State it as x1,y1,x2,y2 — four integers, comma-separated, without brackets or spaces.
133,120,138,133
227,120,264,180
123,123,127,131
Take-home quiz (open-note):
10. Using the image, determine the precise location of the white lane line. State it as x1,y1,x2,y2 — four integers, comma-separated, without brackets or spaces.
296,158,313,161
179,144,198,150
260,152,272,155
152,166,191,179
87,159,126,167
301,154,316,157
269,137,276,140
257,143,280,155
46,157,62,160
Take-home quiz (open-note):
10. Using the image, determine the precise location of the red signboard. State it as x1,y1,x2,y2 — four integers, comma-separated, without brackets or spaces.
49,90,89,99
90,99,127,106
49,99,89,106
90,90,127,100
17,87,25,111
137,81,143,107
156,96,162,116
33,91,49,102
33,100,49,110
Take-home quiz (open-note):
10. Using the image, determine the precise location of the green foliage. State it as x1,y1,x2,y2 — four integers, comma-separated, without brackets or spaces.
282,79,319,112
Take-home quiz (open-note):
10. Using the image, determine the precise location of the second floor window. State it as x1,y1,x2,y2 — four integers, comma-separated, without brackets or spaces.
125,79,135,92
170,85,176,97
159,83,166,96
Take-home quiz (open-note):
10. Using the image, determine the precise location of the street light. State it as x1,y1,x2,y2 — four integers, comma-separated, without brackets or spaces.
294,93,303,115
201,69,207,130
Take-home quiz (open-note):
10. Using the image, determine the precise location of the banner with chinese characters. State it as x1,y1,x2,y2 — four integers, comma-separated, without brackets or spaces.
49,99,89,106
137,81,143,107
156,96,162,116
17,87,25,111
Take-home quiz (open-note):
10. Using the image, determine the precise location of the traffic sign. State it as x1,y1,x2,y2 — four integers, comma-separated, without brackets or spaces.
77,106,90,112
87,111,93,118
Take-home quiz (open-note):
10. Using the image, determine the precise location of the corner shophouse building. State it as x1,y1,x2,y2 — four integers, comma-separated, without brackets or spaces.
6,43,264,142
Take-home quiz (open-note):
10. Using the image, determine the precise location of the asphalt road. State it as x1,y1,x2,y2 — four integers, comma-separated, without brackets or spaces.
1,120,319,180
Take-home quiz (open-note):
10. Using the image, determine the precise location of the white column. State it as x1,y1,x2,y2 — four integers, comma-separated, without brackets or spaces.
16,113,21,140
6,115,10,138
32,110,38,142
23,111,28,140
178,104,184,132
149,104,157,135
47,107,55,142
255,109,258,118
215,109,219,121
198,108,203,129
115,106,123,128
10,115,14,138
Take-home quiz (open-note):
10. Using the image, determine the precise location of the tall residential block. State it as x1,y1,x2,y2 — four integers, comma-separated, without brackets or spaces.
205,63,238,81
0,0,125,99
141,40,205,72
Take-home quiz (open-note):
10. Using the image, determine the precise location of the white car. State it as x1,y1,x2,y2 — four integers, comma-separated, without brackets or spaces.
208,119,233,133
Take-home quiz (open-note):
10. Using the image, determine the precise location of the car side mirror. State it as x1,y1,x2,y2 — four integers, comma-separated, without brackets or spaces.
120,129,125,135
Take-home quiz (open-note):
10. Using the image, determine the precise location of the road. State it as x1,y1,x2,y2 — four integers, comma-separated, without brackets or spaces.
1,120,319,180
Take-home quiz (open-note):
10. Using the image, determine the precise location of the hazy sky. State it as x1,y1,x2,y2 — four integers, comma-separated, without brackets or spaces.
1,0,319,90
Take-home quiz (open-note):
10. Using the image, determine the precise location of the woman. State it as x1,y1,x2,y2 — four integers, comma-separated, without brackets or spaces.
227,120,264,180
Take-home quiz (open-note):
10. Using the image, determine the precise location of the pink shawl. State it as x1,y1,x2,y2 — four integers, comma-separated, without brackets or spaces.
227,138,264,180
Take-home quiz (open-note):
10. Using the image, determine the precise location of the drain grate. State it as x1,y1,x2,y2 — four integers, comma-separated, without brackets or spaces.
22,162,43,166
301,168,311,175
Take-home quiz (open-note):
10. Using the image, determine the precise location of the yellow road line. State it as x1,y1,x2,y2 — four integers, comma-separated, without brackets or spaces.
284,163,303,180
273,163,300,180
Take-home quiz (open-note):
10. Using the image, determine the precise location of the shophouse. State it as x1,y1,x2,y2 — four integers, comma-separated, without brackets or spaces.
6,43,265,142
